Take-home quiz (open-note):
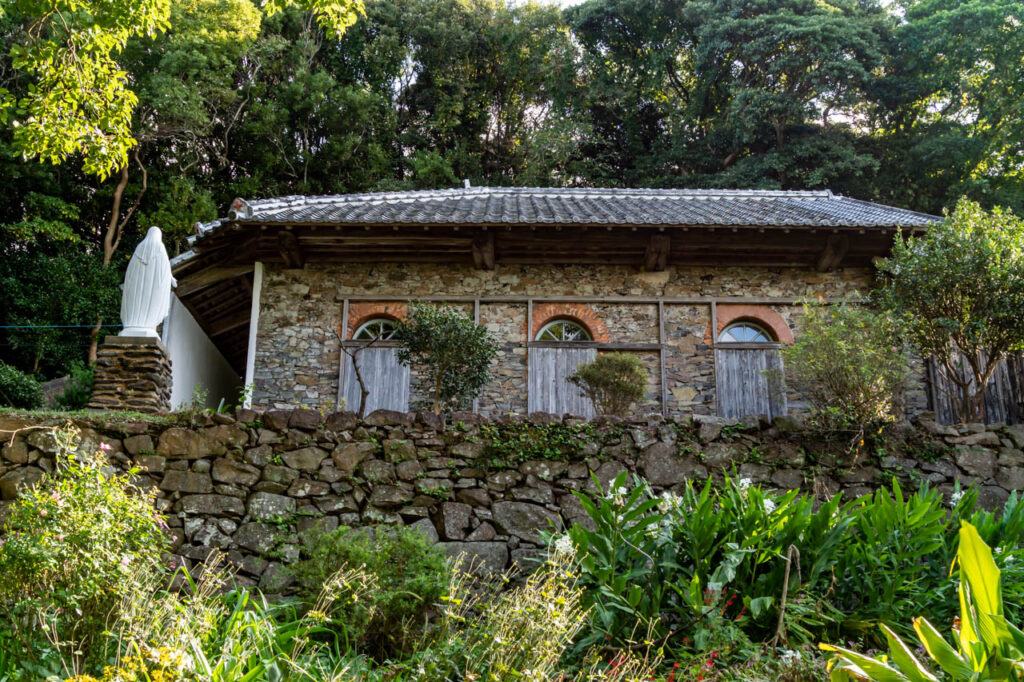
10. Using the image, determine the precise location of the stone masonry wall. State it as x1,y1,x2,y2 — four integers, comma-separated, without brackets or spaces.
87,337,172,414
2,408,1021,593
252,263,890,416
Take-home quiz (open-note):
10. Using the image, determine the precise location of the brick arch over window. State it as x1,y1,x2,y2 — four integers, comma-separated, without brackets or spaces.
705,304,794,345
345,302,408,339
528,303,610,343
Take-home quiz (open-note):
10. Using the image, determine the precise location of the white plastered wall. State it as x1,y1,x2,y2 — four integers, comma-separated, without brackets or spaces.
162,294,242,410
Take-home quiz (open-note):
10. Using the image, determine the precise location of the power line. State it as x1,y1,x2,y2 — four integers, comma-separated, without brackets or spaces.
0,324,123,329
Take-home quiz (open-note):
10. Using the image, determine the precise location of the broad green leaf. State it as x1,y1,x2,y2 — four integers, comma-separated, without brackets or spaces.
819,643,911,682
880,624,938,682
913,617,974,679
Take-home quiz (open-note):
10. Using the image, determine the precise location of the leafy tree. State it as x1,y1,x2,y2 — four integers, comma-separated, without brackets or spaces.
865,0,1024,215
0,362,43,409
3,0,363,180
392,302,499,414
879,198,1024,423
783,298,908,432
569,352,647,417
2,0,171,179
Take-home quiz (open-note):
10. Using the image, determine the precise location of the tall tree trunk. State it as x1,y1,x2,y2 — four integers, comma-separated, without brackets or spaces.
87,150,147,364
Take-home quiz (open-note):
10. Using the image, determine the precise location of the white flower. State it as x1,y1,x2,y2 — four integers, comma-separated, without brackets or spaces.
780,649,802,664
763,498,777,513
739,478,753,491
658,491,682,514
608,485,629,506
553,534,574,558
950,490,965,508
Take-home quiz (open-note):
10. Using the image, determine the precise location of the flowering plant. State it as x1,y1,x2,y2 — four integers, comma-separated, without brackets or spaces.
0,426,167,676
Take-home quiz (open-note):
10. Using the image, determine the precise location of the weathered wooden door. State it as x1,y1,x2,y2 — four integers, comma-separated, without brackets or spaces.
714,346,787,420
528,347,596,417
929,354,1024,425
340,347,410,414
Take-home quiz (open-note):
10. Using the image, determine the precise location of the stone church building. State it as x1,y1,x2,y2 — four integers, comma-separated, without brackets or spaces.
165,187,942,420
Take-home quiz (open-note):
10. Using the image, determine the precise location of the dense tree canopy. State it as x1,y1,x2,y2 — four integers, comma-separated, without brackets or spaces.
1,0,1022,379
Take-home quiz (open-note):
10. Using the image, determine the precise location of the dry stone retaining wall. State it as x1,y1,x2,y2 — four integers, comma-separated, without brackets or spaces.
3,408,1019,593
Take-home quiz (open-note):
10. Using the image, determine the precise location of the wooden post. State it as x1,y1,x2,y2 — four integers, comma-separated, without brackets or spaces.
658,300,668,417
338,298,349,408
473,299,480,413
710,300,718,416
526,299,533,413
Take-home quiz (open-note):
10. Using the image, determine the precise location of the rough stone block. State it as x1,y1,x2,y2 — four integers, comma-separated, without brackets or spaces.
123,435,154,456
160,470,213,494
956,447,997,480
212,458,261,487
436,502,473,540
332,441,377,471
324,411,358,432
368,484,413,508
177,494,246,516
289,409,321,431
440,541,509,575
246,492,296,521
157,428,225,460
492,501,562,544
282,447,328,472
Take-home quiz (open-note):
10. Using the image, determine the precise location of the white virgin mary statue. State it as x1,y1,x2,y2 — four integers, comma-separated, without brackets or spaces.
120,226,175,338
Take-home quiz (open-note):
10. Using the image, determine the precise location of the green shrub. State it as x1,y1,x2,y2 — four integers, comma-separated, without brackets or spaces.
828,482,959,641
823,522,1024,681
564,474,1024,662
53,362,94,410
569,352,647,417
0,362,44,409
90,560,368,682
566,472,849,658
0,426,167,677
395,551,662,681
782,298,908,433
879,198,1024,423
393,302,500,414
291,524,448,659
479,420,596,466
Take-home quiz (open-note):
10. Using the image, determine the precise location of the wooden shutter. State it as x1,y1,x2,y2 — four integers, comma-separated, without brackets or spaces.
528,347,597,417
340,347,410,414
929,353,1024,425
714,346,787,420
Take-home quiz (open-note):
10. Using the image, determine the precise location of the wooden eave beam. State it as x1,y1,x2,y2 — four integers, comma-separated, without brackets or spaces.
816,233,850,272
471,231,495,270
209,309,252,337
278,230,304,268
643,233,671,271
175,266,252,297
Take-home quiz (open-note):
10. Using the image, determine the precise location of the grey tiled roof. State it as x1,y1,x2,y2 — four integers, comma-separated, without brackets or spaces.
219,187,939,230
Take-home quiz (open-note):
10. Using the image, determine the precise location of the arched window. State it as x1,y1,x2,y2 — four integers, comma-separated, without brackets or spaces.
718,322,774,344
353,317,398,340
536,318,593,342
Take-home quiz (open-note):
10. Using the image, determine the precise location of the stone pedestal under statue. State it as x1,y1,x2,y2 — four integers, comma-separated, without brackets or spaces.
87,337,173,414
87,226,176,413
